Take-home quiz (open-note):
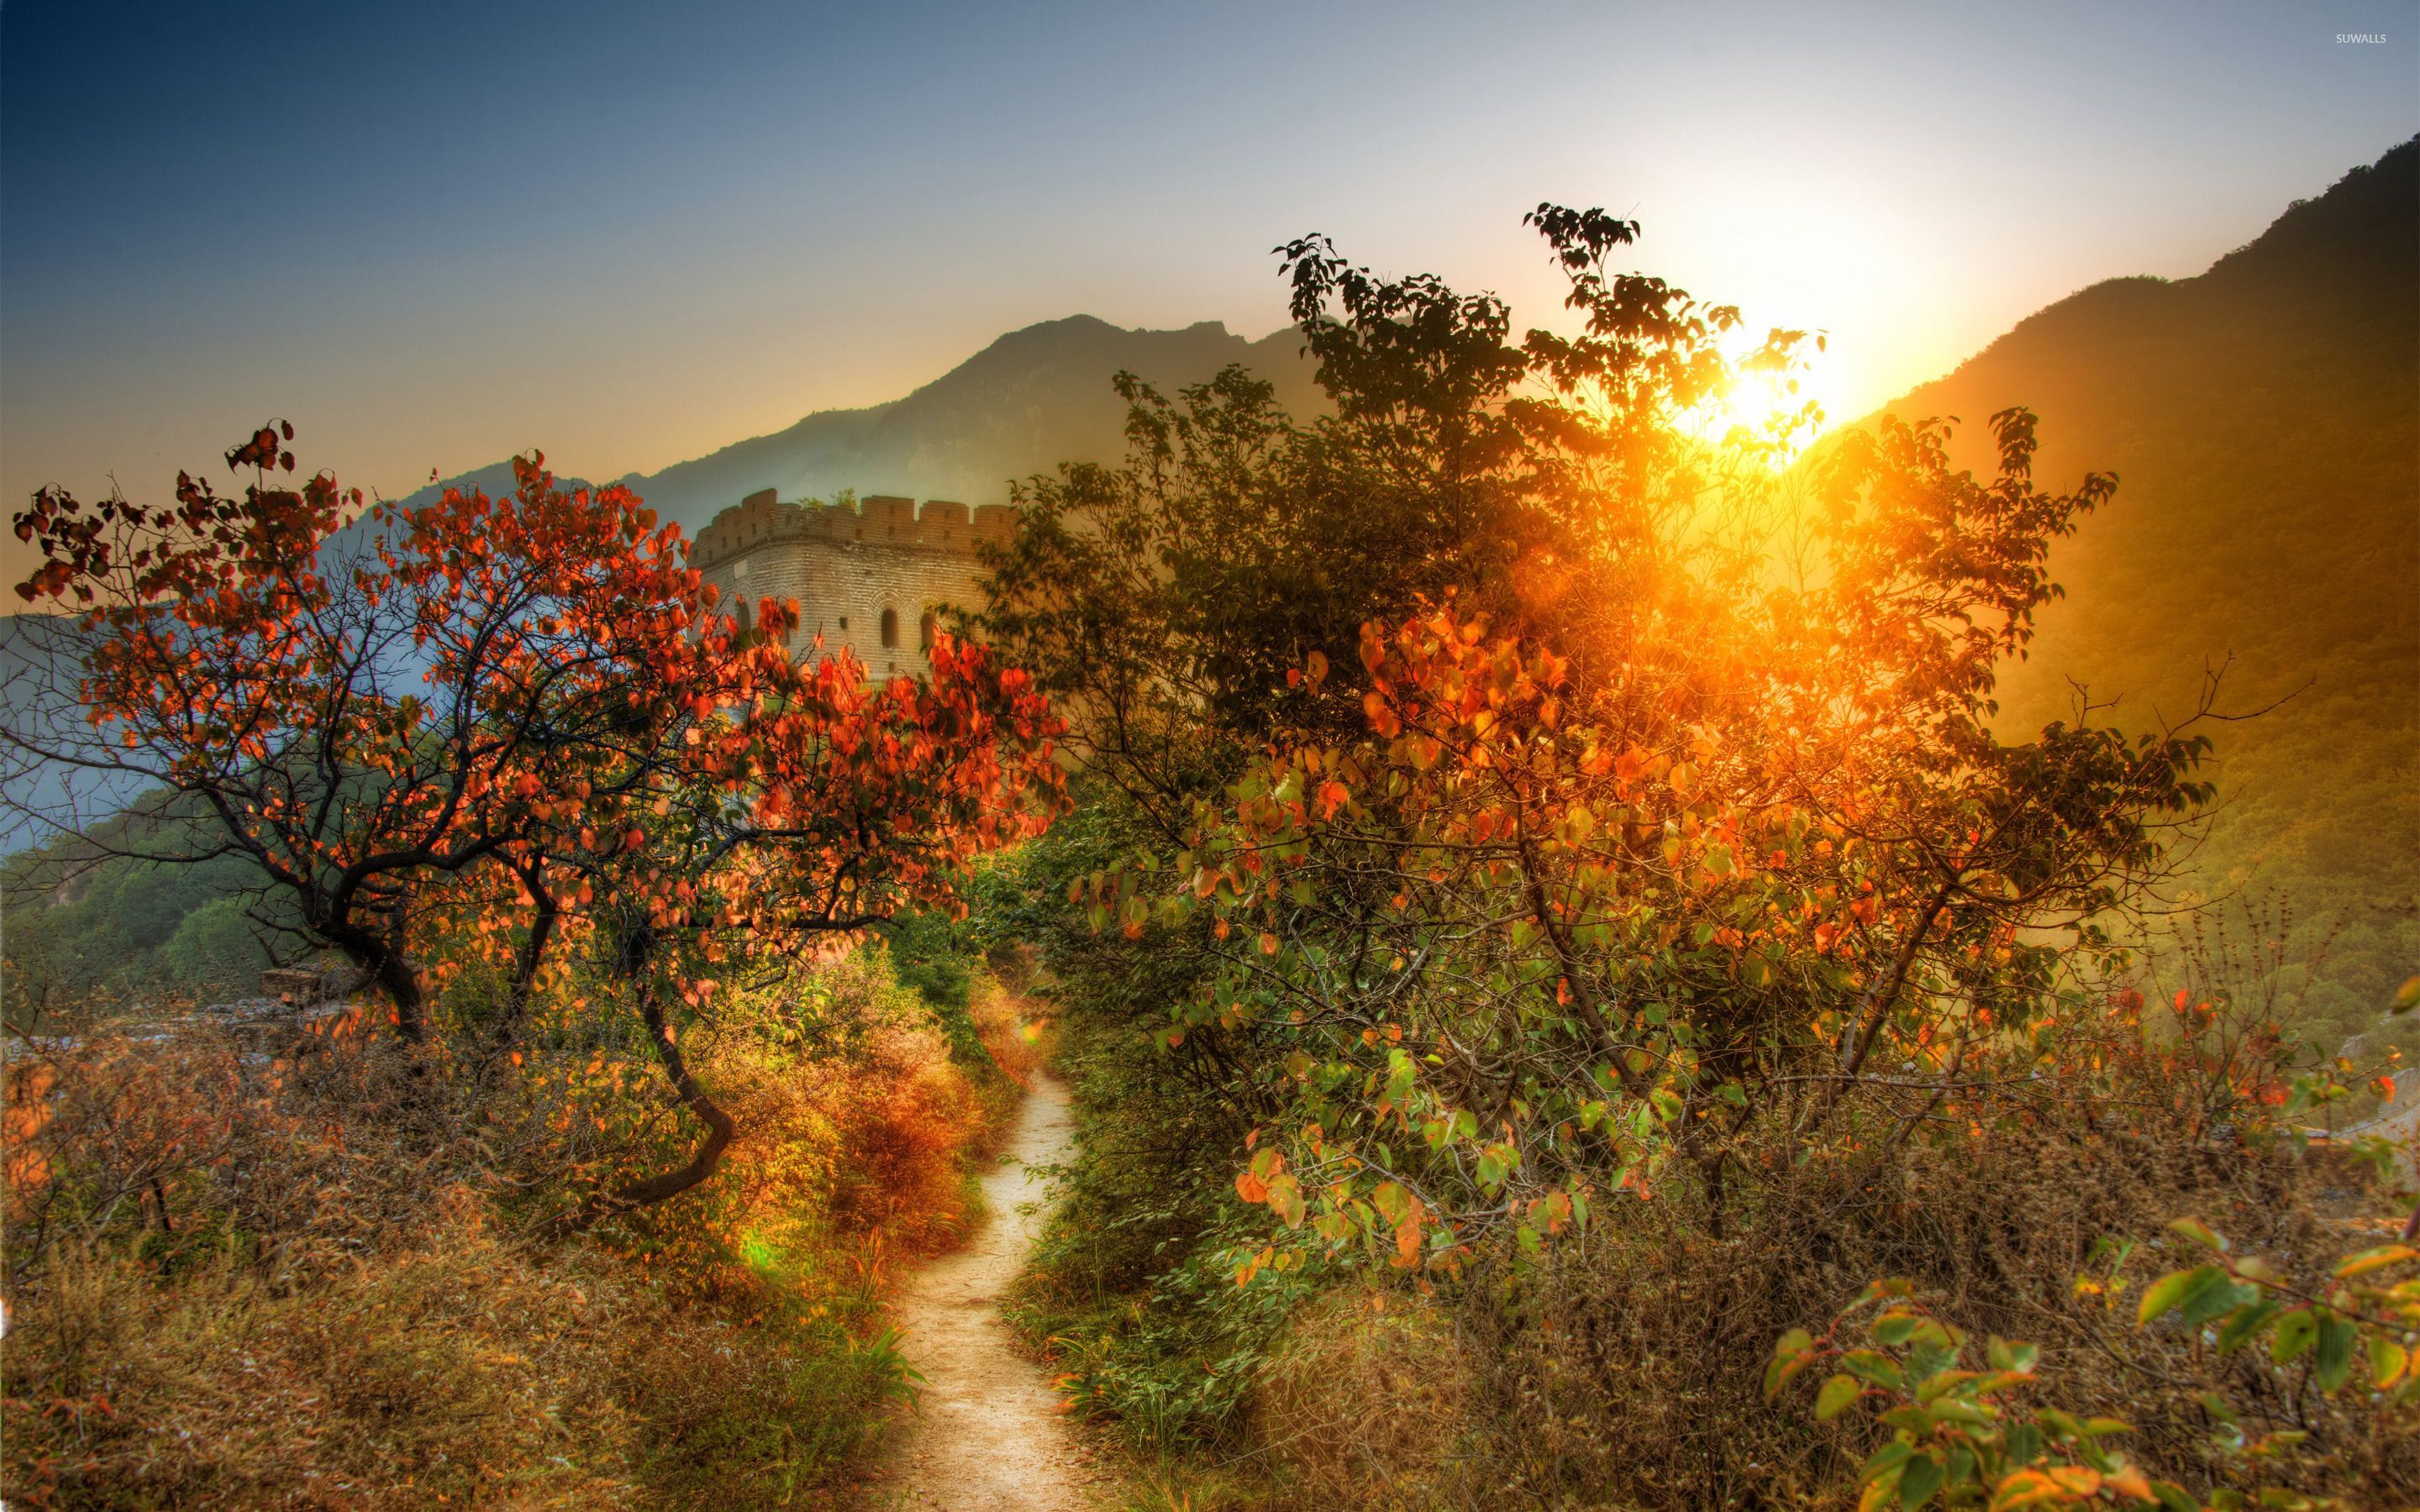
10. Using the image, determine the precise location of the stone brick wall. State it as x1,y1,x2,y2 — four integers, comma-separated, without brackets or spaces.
687,488,1016,680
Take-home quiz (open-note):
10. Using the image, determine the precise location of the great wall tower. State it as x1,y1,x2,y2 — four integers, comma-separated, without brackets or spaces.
687,488,1017,678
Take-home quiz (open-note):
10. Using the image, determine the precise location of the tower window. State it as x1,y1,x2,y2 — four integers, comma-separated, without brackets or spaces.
919,611,938,650
879,607,898,648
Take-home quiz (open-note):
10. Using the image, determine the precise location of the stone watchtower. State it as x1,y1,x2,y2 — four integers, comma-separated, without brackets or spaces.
687,488,1017,679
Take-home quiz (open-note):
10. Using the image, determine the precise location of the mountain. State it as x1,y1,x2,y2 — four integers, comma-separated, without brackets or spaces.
401,316,1323,532
1879,139,2419,1041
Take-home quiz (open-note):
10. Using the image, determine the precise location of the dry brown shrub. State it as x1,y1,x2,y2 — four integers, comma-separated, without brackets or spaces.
815,1021,992,1254
1437,1115,2413,1510
1248,1286,1481,1509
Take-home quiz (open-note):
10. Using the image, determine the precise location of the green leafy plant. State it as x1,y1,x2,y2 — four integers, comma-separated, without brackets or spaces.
1776,1223,2420,1511
2135,1219,2417,1404
1770,1281,2180,1510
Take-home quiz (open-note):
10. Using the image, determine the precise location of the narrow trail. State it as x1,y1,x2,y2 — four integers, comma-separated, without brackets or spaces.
875,1072,1111,1510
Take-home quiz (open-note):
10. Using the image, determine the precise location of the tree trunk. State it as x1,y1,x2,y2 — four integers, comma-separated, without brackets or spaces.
481,874,560,1066
537,933,738,1237
371,947,428,1042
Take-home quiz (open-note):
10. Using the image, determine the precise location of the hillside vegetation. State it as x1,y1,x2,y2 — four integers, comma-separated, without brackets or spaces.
15,150,2411,1055
2,438,1065,1508
1886,139,2418,1045
965,184,2417,1509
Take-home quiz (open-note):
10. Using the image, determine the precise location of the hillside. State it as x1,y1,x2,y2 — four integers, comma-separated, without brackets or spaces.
1881,139,2419,1040
399,316,1322,532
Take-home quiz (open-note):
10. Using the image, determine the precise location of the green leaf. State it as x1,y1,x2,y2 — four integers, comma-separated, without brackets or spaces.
1859,1442,1917,1484
1860,1469,1906,1512
2003,1423,2043,1467
2181,1278,2257,1328
1841,1350,1907,1391
1985,1336,2039,1373
2370,1335,2409,1389
2213,1297,2281,1354
2270,1306,2318,1364
2136,1265,2229,1326
2166,1216,2226,1251
1266,1172,1305,1229
1816,1373,1862,1420
1925,1396,1994,1427
1898,1454,1945,1509
1914,1369,1979,1404
1945,1448,1975,1491
2332,1242,2417,1278
2133,1268,2193,1325
2313,1311,2359,1392
1905,1339,1960,1388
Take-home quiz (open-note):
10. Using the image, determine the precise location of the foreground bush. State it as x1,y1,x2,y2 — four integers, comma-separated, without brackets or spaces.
1013,969,2413,1510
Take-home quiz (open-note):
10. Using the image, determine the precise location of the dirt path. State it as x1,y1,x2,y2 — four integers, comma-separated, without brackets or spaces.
874,1072,1110,1510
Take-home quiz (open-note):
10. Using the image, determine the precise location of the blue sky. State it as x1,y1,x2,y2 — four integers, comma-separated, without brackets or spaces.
3,0,2412,554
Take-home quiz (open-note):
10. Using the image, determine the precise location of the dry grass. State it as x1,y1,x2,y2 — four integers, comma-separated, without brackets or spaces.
1,949,1041,1509
1245,1287,1480,1509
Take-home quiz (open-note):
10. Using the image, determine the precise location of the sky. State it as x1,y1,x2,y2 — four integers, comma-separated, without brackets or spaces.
3,0,2414,581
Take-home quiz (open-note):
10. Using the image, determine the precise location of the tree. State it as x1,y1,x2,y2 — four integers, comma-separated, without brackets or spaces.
1011,207,2222,1266
9,426,1063,1215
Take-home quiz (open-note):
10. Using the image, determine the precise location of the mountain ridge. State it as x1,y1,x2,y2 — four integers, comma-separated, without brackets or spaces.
1881,136,2419,1039
396,315,1321,532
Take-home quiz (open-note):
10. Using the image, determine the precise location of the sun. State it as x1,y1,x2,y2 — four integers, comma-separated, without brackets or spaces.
1692,333,1846,468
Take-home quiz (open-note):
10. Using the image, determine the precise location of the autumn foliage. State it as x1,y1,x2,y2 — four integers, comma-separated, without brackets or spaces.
8,428,1061,1221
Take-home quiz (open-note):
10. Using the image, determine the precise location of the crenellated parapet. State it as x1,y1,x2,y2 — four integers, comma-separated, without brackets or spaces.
685,486,1018,680
688,487,1018,572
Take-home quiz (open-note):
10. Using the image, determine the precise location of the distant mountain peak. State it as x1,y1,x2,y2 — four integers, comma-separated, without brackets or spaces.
600,313,1320,528
387,313,1318,530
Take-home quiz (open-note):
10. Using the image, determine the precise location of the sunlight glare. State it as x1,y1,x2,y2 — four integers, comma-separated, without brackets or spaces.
1693,330,1847,468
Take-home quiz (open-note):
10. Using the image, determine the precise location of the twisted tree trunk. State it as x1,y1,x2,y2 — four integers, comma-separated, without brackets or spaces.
537,926,738,1237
